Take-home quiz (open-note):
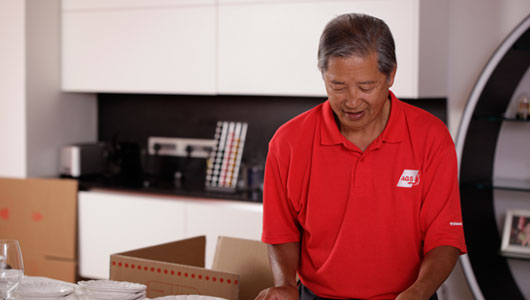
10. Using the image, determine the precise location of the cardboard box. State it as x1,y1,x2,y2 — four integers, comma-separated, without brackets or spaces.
211,236,275,300
24,254,77,282
110,236,274,300
0,177,78,281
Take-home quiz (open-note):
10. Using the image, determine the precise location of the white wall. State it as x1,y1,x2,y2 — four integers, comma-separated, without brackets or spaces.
25,0,97,177
447,0,530,136
0,0,97,178
0,0,26,178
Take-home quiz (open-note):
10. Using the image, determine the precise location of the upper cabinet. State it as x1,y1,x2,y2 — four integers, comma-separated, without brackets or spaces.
62,0,449,98
217,0,448,98
61,0,217,94
217,0,328,96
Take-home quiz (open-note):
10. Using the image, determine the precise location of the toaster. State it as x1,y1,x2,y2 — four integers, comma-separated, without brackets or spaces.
60,143,107,177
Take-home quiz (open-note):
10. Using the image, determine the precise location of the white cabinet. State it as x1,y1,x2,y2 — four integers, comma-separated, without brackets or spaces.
78,190,263,279
78,191,187,279
62,0,216,94
62,0,448,98
218,1,326,96
185,199,263,268
217,0,448,98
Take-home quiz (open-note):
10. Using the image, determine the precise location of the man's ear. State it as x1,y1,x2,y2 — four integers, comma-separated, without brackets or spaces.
387,66,397,87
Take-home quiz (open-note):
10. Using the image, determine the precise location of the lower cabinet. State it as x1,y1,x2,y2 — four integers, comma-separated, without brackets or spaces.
185,199,264,268
78,190,263,279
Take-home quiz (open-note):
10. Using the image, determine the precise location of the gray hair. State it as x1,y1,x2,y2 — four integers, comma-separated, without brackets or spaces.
317,13,396,79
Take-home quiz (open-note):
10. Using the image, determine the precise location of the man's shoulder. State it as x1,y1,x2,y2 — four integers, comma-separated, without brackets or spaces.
400,100,449,135
398,100,455,149
270,103,323,146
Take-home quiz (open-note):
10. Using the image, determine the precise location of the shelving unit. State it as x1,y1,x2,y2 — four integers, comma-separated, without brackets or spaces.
494,178,530,192
455,15,530,300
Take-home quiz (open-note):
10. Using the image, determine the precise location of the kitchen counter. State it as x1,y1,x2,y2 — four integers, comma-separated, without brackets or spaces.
76,176,263,203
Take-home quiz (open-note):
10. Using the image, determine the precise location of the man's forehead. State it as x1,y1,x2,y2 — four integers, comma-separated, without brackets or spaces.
330,79,378,85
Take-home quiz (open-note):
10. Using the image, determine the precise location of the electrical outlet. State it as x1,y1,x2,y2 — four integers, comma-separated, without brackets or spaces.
148,137,216,158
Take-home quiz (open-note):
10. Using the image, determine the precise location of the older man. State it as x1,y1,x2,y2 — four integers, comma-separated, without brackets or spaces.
256,13,466,300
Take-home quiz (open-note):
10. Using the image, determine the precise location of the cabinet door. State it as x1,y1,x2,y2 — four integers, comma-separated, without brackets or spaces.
217,0,417,97
184,199,263,268
78,191,186,279
63,0,214,10
62,0,216,94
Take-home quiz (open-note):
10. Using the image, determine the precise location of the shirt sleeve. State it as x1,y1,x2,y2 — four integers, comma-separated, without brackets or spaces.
261,141,301,244
420,139,467,255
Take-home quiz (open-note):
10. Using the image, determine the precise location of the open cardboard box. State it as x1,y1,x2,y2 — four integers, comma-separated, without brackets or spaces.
110,236,273,300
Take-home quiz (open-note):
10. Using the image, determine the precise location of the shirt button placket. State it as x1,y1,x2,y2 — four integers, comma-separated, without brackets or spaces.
357,153,366,187
352,152,363,187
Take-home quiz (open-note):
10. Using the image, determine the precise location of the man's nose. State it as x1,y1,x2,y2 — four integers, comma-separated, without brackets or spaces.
345,88,361,108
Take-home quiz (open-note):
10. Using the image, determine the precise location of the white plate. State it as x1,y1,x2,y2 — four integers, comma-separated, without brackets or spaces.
77,291,146,300
77,280,146,293
77,288,146,299
16,281,75,297
151,296,227,300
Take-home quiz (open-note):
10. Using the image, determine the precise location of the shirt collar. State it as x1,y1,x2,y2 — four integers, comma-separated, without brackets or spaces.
320,90,405,147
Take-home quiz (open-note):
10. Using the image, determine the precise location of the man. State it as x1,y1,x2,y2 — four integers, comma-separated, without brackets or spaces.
256,13,466,300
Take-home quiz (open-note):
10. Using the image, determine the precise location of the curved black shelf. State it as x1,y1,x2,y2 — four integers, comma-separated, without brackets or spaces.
467,178,530,192
505,118,530,122
472,115,530,122
494,178,530,192
500,252,530,261
458,15,530,300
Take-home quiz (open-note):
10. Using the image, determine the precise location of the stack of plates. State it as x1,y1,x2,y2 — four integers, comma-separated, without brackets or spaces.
152,296,228,300
15,281,76,299
77,280,146,300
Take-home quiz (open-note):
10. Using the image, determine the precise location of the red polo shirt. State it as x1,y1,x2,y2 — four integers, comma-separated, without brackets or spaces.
261,92,467,300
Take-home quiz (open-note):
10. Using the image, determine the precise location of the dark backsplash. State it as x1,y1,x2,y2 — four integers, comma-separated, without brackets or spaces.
98,93,447,167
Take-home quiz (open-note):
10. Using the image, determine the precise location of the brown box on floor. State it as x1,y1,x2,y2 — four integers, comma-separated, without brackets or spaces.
0,177,78,282
110,236,274,300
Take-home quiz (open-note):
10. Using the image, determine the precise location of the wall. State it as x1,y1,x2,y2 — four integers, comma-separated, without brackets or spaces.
0,0,98,178
0,0,26,178
447,0,530,136
25,0,97,177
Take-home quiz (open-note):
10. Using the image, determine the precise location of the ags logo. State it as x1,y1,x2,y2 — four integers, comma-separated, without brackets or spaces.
397,169,420,188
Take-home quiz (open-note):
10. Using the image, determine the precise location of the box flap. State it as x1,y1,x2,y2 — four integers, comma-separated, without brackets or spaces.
111,245,239,300
212,236,274,300
115,236,206,268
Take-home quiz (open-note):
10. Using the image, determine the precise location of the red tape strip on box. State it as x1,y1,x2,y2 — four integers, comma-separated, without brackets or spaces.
111,260,238,285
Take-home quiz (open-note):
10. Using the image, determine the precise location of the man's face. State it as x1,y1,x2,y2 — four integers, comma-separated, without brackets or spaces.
323,53,395,135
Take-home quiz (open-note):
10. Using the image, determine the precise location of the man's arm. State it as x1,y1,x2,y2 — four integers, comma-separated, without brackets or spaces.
396,245,460,300
255,242,300,300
